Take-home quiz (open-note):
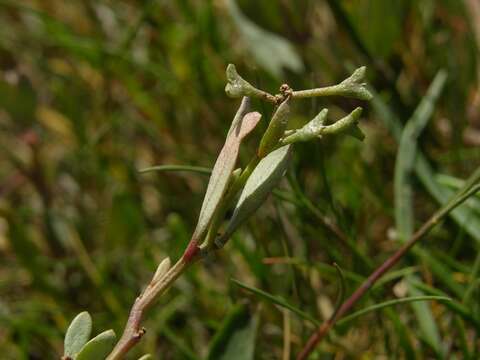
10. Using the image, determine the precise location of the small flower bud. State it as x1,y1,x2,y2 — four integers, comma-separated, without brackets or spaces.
151,257,171,285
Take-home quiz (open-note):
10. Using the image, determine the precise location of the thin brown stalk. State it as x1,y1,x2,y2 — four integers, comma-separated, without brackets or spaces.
296,184,480,360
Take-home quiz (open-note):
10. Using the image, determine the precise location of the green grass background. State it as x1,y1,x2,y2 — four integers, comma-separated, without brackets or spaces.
1,0,480,358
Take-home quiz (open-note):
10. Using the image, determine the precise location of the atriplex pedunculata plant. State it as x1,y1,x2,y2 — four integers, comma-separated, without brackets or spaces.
61,64,372,360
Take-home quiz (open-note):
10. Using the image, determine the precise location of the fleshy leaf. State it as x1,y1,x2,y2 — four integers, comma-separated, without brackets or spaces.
226,0,303,78
282,107,364,144
337,66,372,100
281,109,328,144
76,329,116,360
322,107,364,140
218,145,291,246
64,311,92,358
191,105,261,244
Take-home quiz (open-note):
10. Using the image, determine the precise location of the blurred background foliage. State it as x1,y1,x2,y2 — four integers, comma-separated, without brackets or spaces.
1,0,480,358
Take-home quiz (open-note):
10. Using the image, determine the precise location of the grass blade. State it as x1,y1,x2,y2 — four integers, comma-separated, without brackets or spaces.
231,278,320,326
336,296,451,326
371,86,480,243
395,70,447,240
138,165,212,175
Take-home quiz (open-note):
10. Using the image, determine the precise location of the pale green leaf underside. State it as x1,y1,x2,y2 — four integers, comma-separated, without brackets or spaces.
222,144,291,241
76,329,116,360
64,311,92,358
192,101,261,242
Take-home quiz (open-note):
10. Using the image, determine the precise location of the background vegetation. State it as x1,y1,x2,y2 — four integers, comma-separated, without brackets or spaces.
1,0,480,358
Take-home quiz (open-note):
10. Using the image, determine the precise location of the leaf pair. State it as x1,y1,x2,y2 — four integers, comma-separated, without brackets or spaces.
281,107,364,144
190,97,261,246
63,311,116,360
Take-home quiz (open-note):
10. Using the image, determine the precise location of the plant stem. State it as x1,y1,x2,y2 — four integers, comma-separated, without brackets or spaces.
296,183,480,360
292,85,346,99
107,258,191,360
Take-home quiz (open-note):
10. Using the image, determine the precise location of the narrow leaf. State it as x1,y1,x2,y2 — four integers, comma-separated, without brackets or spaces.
395,69,448,241
337,296,451,326
76,329,116,360
64,311,92,358
138,165,212,175
231,279,319,326
393,69,447,356
370,77,480,243
219,145,291,245
207,303,258,360
192,107,261,243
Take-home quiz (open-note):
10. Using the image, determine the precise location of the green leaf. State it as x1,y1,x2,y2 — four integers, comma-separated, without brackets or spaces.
219,145,291,245
192,102,261,243
282,109,328,144
231,279,319,326
225,66,271,100
336,67,373,100
225,0,303,78
410,280,480,330
394,69,448,241
76,329,116,360
370,80,480,244
207,303,258,360
393,70,448,356
64,311,92,358
138,165,212,175
322,107,364,140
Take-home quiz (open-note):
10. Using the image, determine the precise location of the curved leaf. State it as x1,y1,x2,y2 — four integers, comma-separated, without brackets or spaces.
231,279,319,326
191,101,261,243
337,296,452,326
76,329,116,360
138,165,212,175
219,145,291,245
